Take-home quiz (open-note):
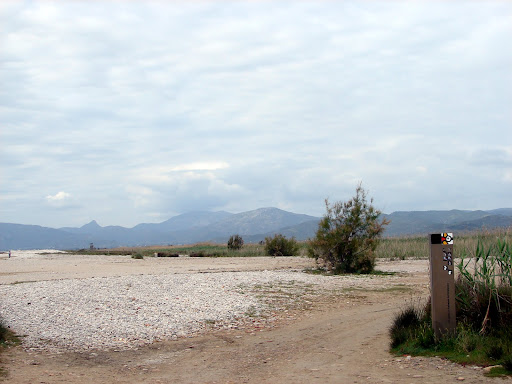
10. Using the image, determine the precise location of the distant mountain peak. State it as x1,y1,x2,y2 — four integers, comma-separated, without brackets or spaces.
81,220,101,229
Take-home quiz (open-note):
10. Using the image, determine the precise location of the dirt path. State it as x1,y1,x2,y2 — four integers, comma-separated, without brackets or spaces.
1,254,510,383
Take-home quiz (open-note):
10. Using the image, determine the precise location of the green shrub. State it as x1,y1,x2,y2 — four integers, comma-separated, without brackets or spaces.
486,344,504,361
131,253,144,259
502,354,512,371
308,183,389,274
0,318,7,344
155,252,179,257
389,305,422,349
227,234,244,250
264,234,299,256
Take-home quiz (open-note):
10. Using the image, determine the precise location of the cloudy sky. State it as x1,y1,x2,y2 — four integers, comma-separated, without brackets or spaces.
1,1,511,228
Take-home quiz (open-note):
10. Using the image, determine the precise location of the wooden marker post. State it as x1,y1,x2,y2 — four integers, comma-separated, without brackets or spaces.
429,233,456,338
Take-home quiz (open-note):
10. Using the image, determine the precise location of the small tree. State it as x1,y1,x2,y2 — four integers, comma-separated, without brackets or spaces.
264,234,300,256
308,183,389,274
227,234,244,250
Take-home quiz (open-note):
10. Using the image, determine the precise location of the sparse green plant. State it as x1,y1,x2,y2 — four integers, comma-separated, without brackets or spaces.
416,322,436,348
264,234,299,256
227,234,244,250
131,253,144,259
457,324,479,353
308,183,389,274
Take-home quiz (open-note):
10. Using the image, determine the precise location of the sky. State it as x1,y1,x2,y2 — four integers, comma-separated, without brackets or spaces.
1,1,511,229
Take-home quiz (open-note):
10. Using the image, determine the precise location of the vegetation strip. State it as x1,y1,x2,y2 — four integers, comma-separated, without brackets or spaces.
390,236,512,377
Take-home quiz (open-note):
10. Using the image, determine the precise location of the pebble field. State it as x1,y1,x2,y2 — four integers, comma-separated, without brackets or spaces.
0,251,413,352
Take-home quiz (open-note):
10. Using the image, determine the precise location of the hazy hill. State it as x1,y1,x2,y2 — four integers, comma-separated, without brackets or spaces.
241,219,321,244
0,223,103,251
1,207,511,251
132,211,233,233
202,208,317,236
141,208,319,245
450,214,512,232
60,220,144,247
382,209,512,237
0,208,319,250
486,208,512,216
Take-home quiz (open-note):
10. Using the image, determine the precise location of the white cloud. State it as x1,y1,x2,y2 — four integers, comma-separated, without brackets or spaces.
1,1,511,227
170,162,229,172
45,192,76,210
46,191,71,202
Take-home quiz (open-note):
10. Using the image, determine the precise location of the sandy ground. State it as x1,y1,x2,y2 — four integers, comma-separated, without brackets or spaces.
1,251,510,383
0,251,315,285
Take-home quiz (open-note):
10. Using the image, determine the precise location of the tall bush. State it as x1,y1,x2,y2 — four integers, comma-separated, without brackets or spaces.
227,234,244,250
264,234,299,256
308,183,389,274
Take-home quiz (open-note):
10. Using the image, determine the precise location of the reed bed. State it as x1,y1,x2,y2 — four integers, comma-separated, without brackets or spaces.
376,228,512,260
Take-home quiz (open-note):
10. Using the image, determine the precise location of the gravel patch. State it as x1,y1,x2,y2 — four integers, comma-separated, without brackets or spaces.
0,270,403,352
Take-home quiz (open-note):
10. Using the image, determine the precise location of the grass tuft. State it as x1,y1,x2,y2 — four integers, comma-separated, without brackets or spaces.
0,319,7,345
0,316,20,348
389,305,424,349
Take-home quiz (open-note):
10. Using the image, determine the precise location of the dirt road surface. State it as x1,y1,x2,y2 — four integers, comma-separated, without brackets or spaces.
1,251,509,383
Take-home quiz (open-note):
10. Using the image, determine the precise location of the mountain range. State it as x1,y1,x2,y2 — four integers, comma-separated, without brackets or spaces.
1,207,511,251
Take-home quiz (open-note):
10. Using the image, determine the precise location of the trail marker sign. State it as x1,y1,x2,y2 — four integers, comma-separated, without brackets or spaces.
429,233,456,338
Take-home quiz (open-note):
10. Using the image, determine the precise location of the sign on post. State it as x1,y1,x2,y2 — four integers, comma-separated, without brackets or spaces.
429,233,456,338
